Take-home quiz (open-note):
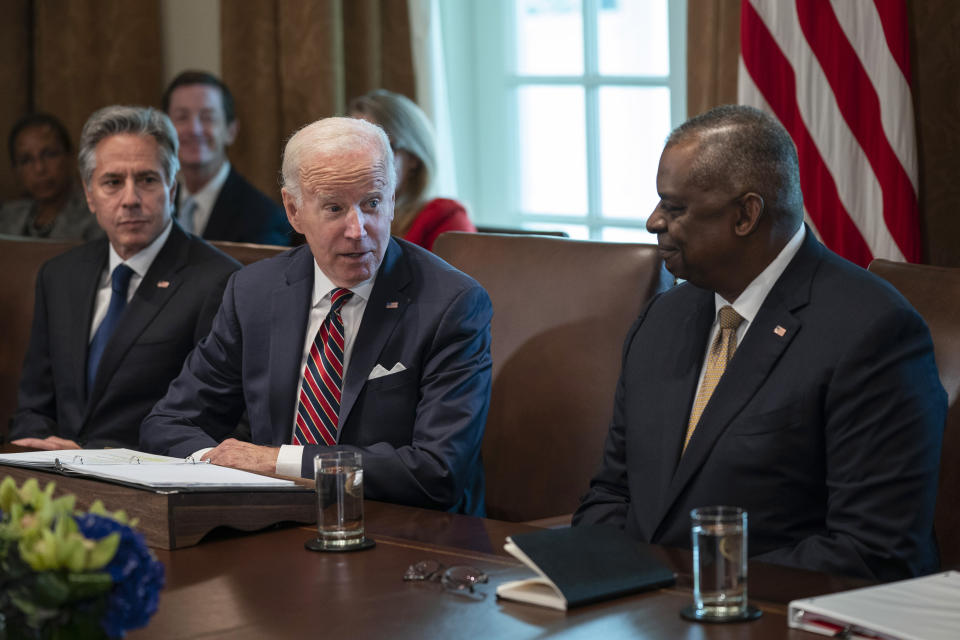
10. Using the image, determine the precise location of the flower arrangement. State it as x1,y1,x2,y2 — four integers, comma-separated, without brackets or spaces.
0,476,165,639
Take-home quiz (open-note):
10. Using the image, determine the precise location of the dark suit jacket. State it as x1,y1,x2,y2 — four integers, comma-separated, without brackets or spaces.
142,238,492,515
10,222,240,448
574,231,946,581
200,167,291,246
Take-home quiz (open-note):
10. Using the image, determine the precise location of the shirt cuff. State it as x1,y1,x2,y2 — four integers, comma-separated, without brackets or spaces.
188,447,213,462
277,445,305,477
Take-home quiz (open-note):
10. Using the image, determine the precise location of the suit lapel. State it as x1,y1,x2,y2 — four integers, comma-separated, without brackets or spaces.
652,232,821,534
339,239,410,431
65,242,107,436
86,224,189,411
269,246,314,445
201,167,236,241
647,289,715,518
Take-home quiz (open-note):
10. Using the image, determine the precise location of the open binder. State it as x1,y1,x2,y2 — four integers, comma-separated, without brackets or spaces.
0,448,299,491
496,525,675,610
787,570,960,640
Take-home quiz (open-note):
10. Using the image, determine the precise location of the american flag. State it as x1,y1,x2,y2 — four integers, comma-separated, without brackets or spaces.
738,0,920,266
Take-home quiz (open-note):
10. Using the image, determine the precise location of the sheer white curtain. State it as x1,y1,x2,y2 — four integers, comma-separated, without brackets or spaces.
407,0,458,198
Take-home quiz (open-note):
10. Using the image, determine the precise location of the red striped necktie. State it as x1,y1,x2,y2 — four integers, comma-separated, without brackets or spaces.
294,287,354,445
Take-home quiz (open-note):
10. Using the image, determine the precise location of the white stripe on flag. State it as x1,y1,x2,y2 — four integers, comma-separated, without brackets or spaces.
829,0,918,196
745,0,904,262
738,57,824,243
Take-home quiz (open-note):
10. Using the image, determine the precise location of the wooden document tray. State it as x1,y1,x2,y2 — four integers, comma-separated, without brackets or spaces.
1,465,315,550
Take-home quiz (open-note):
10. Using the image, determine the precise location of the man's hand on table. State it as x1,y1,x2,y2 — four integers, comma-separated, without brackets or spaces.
201,438,280,474
10,436,81,450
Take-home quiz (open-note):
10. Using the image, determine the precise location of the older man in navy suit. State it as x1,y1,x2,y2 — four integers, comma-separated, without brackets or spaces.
574,105,945,581
142,117,492,515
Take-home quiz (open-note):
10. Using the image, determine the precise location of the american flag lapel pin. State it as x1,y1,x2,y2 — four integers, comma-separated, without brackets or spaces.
385,301,399,309
773,325,786,337
157,280,171,289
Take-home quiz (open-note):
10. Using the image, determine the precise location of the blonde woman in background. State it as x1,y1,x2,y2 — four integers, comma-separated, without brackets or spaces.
349,89,475,251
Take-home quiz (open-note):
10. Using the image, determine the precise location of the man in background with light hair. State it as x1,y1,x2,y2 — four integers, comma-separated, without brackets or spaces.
143,116,492,515
10,105,239,450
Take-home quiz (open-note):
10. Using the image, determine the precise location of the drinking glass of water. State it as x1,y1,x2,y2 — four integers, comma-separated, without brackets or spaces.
306,451,374,552
682,506,760,622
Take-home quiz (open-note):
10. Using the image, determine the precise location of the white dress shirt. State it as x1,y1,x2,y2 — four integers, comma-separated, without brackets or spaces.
89,220,173,341
176,161,230,236
692,224,806,400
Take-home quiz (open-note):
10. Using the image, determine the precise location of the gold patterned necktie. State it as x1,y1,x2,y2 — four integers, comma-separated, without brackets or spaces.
683,305,745,452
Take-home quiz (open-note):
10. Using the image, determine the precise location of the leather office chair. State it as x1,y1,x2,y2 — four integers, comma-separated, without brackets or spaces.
210,240,286,265
868,258,960,569
434,232,671,521
0,236,80,436
474,225,569,238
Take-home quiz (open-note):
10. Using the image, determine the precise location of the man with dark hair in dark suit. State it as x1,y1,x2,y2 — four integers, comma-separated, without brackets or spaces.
142,116,492,515
162,70,291,246
575,105,946,582
9,105,239,450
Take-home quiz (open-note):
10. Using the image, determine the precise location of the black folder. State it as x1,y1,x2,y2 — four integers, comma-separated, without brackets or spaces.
496,524,676,610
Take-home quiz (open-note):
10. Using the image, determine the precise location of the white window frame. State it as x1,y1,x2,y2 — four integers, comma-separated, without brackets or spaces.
439,0,687,239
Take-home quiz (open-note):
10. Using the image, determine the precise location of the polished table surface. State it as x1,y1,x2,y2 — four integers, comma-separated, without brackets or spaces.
129,500,867,639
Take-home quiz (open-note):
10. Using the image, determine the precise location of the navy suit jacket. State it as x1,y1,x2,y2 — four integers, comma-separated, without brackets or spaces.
200,167,291,246
574,231,946,581
10,222,240,448
142,238,492,515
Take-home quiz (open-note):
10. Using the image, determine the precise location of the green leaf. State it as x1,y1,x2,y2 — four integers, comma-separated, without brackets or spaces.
31,571,71,607
0,476,19,513
64,571,113,601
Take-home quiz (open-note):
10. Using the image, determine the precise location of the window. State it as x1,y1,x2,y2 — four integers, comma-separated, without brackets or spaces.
440,0,686,241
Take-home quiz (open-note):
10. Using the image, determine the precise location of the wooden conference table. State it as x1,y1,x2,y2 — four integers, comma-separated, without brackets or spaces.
0,447,861,639
129,501,863,639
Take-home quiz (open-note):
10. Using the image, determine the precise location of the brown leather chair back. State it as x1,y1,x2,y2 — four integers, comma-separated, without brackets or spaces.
0,236,80,436
210,240,287,265
868,258,960,569
434,232,671,521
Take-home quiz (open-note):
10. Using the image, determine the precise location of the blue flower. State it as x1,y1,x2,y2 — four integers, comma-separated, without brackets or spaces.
74,513,165,638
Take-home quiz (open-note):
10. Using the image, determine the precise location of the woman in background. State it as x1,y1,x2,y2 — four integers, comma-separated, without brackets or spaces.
349,89,475,251
0,113,101,240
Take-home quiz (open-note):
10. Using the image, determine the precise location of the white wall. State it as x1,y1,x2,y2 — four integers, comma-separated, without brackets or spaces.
160,0,221,83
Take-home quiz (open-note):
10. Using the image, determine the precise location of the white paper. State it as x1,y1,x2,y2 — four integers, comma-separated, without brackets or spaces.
0,448,183,467
788,571,960,640
59,462,296,489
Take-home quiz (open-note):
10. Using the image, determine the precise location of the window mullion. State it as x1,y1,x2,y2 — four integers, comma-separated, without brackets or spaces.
583,0,601,239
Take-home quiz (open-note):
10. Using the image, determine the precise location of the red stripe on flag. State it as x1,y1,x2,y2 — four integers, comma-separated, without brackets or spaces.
871,0,912,86
741,1,874,266
795,0,920,262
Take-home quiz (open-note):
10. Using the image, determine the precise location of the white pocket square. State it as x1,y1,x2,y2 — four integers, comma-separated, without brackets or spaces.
368,362,407,380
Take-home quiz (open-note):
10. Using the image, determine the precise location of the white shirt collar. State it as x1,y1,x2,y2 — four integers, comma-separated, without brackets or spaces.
715,224,806,323
178,160,231,210
108,218,174,278
311,260,377,308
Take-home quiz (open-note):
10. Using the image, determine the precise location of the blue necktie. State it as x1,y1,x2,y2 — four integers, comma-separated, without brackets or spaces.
87,264,134,394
